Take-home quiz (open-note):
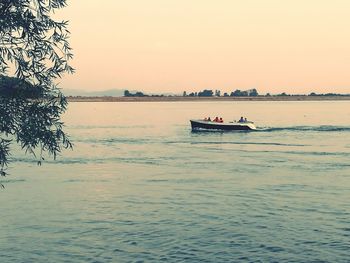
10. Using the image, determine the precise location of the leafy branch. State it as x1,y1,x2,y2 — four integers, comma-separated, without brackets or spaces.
0,0,74,185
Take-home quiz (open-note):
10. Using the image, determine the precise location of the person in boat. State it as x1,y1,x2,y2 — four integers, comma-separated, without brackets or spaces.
239,116,244,123
208,117,211,121
214,117,219,122
219,117,223,123
244,118,247,122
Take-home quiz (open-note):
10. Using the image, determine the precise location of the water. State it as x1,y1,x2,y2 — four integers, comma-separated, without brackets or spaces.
1,101,350,262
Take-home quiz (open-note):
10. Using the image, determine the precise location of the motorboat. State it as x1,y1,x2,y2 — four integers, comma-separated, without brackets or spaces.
190,119,257,131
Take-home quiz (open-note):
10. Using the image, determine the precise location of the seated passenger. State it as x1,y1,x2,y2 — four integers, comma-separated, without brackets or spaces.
244,118,247,122
208,117,211,121
219,117,223,123
239,116,244,123
214,117,219,122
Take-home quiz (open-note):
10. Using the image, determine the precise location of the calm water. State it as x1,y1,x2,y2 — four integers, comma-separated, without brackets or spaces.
1,101,350,262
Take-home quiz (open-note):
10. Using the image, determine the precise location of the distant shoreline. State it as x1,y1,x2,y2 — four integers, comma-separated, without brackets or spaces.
67,96,350,102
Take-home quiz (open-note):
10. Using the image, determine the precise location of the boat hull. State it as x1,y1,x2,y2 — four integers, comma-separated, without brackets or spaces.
190,120,256,131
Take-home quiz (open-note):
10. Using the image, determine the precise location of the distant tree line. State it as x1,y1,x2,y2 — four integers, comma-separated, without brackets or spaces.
184,89,259,97
308,92,350,96
275,92,350,97
124,89,259,97
124,89,349,97
183,90,349,97
124,90,146,97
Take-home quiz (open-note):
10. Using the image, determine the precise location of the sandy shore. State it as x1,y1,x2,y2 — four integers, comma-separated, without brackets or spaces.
67,96,350,102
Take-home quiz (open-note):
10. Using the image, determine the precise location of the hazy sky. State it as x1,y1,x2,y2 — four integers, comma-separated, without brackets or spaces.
59,0,350,94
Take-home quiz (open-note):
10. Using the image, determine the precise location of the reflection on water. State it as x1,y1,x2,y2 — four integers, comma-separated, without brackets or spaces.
1,101,350,262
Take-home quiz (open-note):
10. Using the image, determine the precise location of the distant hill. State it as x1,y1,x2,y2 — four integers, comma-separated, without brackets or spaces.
63,88,179,97
63,89,132,97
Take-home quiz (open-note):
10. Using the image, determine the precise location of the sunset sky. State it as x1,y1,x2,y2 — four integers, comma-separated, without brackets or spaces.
59,0,350,94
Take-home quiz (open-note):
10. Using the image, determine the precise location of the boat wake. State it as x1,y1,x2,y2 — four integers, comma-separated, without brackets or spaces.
257,125,350,132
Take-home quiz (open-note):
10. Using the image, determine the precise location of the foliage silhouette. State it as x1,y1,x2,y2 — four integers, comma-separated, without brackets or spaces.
0,0,74,185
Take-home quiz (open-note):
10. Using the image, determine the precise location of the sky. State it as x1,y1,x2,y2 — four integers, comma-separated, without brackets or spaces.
59,0,350,94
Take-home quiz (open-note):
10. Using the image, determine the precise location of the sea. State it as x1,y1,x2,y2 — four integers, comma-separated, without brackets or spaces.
1,101,350,262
